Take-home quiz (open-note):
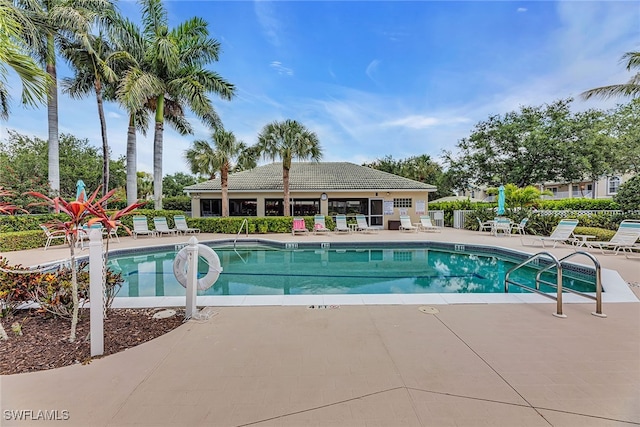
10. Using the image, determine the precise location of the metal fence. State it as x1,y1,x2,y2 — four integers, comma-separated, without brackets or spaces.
452,209,628,229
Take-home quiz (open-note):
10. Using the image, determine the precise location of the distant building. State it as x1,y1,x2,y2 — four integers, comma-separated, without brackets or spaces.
184,162,437,229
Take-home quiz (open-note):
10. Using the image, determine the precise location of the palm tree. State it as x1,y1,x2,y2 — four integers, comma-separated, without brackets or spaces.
60,31,119,199
16,0,114,196
123,0,234,210
185,129,252,217
582,51,640,100
0,0,48,119
256,119,323,216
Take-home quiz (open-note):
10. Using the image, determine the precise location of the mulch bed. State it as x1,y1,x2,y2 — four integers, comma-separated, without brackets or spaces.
0,308,185,375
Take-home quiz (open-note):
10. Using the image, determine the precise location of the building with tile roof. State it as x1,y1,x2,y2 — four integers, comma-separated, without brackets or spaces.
184,162,437,229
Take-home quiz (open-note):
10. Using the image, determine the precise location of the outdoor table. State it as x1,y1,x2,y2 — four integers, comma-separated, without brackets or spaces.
572,234,596,247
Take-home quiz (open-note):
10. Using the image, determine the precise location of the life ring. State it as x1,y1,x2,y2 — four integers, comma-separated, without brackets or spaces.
173,244,223,291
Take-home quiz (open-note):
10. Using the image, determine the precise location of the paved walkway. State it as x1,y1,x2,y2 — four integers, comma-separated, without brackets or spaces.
1,229,639,426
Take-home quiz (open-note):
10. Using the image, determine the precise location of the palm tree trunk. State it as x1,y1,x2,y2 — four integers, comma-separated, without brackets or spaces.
153,95,165,210
283,166,290,216
46,34,59,196
221,164,229,217
95,81,109,202
126,115,137,206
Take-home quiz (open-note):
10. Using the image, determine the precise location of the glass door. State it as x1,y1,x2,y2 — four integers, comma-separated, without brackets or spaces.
369,198,384,227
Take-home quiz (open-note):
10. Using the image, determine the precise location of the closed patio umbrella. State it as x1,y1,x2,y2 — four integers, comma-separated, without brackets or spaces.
497,185,506,215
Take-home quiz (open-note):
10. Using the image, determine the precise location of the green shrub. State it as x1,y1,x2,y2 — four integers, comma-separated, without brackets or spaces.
614,176,640,211
573,227,616,242
0,230,64,252
536,198,619,210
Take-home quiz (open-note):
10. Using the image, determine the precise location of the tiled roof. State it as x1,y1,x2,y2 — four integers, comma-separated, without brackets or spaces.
184,162,436,192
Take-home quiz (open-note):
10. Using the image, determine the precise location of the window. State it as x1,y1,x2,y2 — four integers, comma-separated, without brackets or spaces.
608,177,621,194
393,198,412,208
291,199,319,216
265,199,284,216
550,188,558,194
200,199,221,217
572,185,578,193
328,199,368,216
229,199,257,216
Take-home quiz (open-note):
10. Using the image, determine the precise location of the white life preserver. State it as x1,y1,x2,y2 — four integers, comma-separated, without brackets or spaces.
173,244,222,291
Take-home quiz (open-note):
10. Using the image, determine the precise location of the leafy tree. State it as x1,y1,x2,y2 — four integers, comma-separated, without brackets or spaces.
582,51,640,100
16,0,114,195
163,172,197,198
257,120,322,216
185,129,253,216
136,171,153,200
613,176,640,211
0,0,48,119
606,99,640,174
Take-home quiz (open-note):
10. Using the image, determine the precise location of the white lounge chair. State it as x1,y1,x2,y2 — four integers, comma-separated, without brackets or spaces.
521,219,579,248
355,214,377,233
174,215,200,234
399,215,418,232
418,215,441,232
292,217,309,235
132,216,155,239
584,220,640,255
334,214,351,234
313,215,331,235
40,225,68,250
153,216,177,236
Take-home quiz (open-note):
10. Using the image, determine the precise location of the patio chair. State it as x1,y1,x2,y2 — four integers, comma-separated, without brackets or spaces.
40,225,68,250
292,217,309,235
313,215,331,235
399,215,418,232
132,216,156,239
477,217,493,233
355,214,378,233
153,216,177,236
521,219,579,248
584,220,640,255
511,218,528,235
174,214,200,234
492,217,512,236
418,215,441,232
334,214,351,234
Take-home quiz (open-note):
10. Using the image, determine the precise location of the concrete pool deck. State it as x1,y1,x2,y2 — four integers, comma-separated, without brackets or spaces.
1,228,639,426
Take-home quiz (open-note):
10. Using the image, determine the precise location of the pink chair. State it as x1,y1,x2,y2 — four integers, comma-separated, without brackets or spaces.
292,217,309,235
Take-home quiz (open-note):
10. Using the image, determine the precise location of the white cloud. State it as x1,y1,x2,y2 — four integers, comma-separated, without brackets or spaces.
517,7,527,13
269,61,294,76
382,115,471,129
365,59,381,83
254,0,281,47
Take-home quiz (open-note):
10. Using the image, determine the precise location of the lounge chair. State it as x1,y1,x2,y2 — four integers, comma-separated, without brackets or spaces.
132,216,156,239
521,219,579,248
174,214,200,234
492,217,512,236
153,216,177,236
477,217,493,233
584,220,640,255
418,215,441,232
313,215,331,235
511,218,528,235
355,214,378,233
40,225,68,250
399,215,418,232
292,217,309,235
334,214,351,234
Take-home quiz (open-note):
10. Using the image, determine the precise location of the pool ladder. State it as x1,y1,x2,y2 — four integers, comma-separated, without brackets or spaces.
232,219,249,263
504,251,605,318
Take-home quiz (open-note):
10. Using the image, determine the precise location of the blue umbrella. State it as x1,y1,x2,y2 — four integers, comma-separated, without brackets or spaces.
497,185,506,215
76,180,86,201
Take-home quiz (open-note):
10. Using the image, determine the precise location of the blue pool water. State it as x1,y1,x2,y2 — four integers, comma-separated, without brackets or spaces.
106,244,597,297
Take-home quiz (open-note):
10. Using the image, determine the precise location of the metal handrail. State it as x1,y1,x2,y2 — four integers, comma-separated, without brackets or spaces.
505,252,565,317
535,251,605,318
233,218,248,248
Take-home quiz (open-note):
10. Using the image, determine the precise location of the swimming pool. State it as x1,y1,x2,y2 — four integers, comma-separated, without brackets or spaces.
107,241,598,298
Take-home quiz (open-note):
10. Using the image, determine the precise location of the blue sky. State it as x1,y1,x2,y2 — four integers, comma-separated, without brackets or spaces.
1,1,639,176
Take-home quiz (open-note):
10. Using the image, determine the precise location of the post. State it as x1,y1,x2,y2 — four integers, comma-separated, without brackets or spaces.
89,228,104,356
185,236,199,319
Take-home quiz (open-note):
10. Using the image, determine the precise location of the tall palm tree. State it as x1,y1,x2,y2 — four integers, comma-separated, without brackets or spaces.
123,0,234,210
16,0,114,196
256,119,323,216
60,31,119,199
582,51,640,100
0,0,48,119
184,129,251,217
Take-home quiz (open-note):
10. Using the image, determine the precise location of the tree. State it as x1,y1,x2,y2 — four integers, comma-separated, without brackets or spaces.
606,99,640,174
0,0,48,119
16,0,114,196
162,172,197,198
136,171,153,200
613,175,640,211
123,0,235,210
257,119,322,216
185,129,253,216
582,52,640,100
